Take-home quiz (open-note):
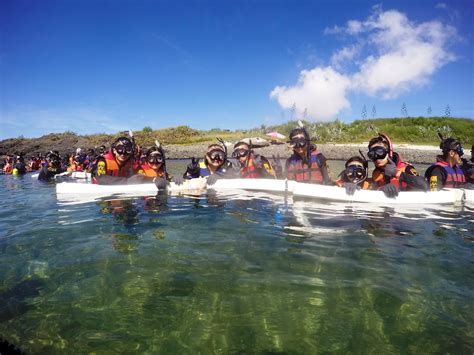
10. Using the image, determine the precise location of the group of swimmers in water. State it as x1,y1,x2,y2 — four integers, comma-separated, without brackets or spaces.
2,126,473,197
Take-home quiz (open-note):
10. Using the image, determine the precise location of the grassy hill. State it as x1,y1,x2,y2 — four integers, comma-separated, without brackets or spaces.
1,117,473,157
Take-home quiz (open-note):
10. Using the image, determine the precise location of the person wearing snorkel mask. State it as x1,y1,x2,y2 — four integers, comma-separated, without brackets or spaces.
136,145,178,189
425,138,472,190
12,154,27,176
38,150,63,181
336,155,372,195
3,155,13,174
368,133,427,197
285,127,332,185
67,149,87,172
232,141,276,179
183,141,233,185
94,136,139,185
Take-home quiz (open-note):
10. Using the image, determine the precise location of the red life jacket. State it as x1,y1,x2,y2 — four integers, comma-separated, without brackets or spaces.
137,162,167,178
286,150,324,184
428,160,466,188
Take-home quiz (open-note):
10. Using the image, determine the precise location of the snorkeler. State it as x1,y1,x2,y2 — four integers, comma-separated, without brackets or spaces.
336,153,372,195
425,137,472,190
368,133,427,197
285,126,332,185
38,150,63,181
232,140,276,179
183,139,233,185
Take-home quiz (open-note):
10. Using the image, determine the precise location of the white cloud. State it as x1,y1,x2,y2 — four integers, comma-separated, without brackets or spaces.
271,9,458,120
330,45,360,70
351,10,457,97
347,20,363,34
270,67,351,121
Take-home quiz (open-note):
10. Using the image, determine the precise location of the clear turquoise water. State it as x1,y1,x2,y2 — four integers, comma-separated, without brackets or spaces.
1,161,473,354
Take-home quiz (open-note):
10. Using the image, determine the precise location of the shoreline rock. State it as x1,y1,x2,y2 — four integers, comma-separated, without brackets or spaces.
164,143,440,164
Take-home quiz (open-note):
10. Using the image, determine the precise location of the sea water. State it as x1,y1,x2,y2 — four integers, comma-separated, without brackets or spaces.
0,160,473,354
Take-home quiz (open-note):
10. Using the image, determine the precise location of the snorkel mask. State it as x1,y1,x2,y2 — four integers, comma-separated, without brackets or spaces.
147,153,164,164
288,127,310,149
207,149,225,163
368,133,393,160
112,137,134,156
367,146,388,161
438,132,464,157
232,141,251,159
207,139,228,165
344,152,368,184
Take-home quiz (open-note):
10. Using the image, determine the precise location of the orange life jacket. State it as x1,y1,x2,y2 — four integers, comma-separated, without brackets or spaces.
286,150,325,184
3,163,13,174
335,178,371,189
137,162,167,178
240,155,275,179
372,153,410,189
101,152,135,178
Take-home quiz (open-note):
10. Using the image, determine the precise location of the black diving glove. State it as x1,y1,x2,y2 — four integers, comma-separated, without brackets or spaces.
344,182,359,196
172,176,184,185
384,158,397,178
184,157,200,178
401,173,428,191
381,183,399,198
271,155,283,179
154,177,168,190
207,174,220,186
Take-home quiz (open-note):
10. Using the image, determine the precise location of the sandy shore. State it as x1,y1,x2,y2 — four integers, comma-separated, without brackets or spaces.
164,143,440,164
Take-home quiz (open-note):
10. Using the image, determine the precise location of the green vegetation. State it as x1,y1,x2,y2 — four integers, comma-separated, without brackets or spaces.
132,117,472,146
0,117,472,157
271,117,474,145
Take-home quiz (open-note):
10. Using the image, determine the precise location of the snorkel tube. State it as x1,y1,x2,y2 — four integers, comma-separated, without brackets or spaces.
339,150,369,185
216,137,229,170
154,140,168,178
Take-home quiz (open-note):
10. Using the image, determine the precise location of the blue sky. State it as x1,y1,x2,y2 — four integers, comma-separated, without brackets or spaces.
1,0,473,139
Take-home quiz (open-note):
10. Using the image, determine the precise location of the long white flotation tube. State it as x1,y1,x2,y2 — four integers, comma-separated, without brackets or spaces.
55,178,473,205
31,171,92,180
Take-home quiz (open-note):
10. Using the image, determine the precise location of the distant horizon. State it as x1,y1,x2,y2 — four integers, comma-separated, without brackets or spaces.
2,1,473,140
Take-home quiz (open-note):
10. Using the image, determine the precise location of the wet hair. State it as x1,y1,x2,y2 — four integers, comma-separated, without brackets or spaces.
112,136,133,149
146,146,165,158
368,137,388,149
345,156,368,169
233,141,249,150
289,127,310,141
440,138,461,154
207,143,225,153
